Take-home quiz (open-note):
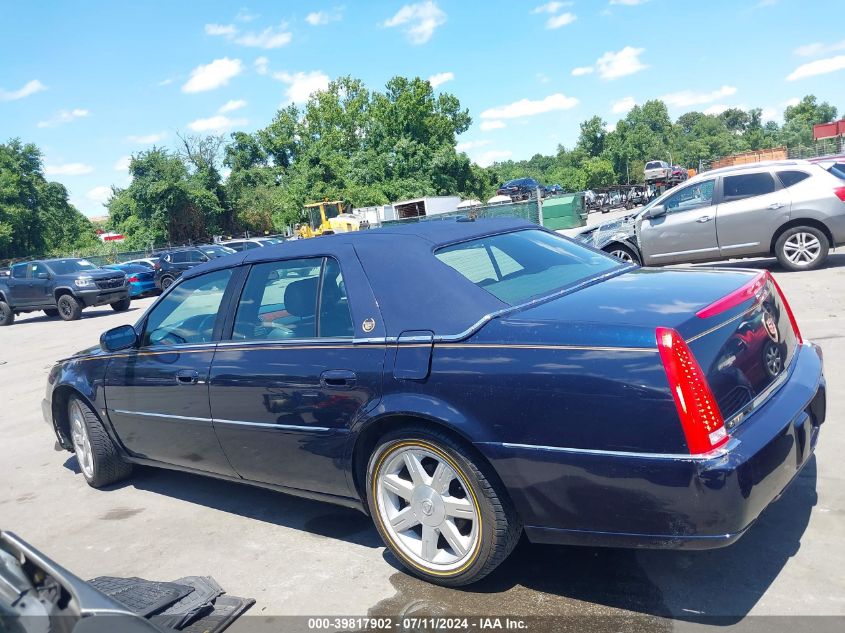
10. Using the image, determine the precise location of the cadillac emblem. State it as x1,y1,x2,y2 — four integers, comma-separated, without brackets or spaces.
763,312,779,342
362,318,376,333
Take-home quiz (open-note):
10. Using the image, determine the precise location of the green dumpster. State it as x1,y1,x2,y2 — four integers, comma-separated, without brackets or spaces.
540,193,587,230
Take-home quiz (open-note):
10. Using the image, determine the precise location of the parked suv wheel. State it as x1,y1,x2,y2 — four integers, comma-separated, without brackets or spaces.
110,298,131,312
0,301,14,326
160,275,175,290
68,396,133,488
367,427,521,586
57,294,82,321
775,226,829,271
603,243,640,265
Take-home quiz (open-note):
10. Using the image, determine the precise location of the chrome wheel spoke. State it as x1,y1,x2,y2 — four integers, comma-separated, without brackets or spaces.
430,461,454,494
382,473,414,500
440,519,469,557
403,452,428,486
390,507,419,532
443,496,474,519
420,525,439,562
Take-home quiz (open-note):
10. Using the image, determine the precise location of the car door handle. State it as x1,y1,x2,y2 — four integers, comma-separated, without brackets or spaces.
696,215,712,223
320,369,357,389
176,369,199,385
768,202,785,210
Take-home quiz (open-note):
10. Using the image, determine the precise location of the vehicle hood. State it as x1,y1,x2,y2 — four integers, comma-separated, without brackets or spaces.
66,268,125,281
567,212,639,246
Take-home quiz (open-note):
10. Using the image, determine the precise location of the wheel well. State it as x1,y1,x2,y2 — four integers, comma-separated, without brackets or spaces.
350,414,503,513
770,219,834,254
51,385,87,450
602,241,641,263
54,287,75,301
0,291,6,303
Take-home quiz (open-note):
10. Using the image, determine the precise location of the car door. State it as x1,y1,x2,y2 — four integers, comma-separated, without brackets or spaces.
27,262,53,306
715,170,790,258
208,251,385,497
6,264,31,305
104,267,239,476
637,179,718,265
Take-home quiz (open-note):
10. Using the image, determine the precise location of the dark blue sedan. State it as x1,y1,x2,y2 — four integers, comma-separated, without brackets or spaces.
42,218,825,586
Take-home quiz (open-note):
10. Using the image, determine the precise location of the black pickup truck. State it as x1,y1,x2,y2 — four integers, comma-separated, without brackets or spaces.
0,258,130,325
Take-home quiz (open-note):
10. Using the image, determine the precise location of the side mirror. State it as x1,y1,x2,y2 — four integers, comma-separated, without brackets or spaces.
100,324,138,352
644,205,666,219
36,272,51,279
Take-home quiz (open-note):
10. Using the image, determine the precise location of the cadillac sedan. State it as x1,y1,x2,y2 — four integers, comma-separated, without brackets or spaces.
42,218,825,586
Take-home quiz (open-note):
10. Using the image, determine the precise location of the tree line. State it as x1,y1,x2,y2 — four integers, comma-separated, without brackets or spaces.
0,75,839,258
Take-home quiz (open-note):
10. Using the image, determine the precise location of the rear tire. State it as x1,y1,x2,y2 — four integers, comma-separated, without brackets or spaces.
775,226,828,271
160,276,174,290
43,308,59,318
57,294,82,321
0,301,14,326
68,396,133,488
110,298,131,312
366,427,521,587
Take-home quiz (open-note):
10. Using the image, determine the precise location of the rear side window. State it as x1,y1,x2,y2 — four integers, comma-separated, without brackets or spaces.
169,251,187,263
776,170,811,188
11,264,28,279
435,229,619,306
722,173,776,201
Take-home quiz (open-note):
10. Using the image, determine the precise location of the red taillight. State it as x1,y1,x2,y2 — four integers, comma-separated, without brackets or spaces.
765,271,803,344
127,276,139,283
696,271,766,319
834,187,845,202
656,327,728,455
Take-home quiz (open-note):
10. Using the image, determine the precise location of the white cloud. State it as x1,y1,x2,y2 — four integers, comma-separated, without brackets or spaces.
383,1,446,45
760,107,779,122
86,186,112,204
187,115,249,133
783,97,801,107
596,46,648,80
0,79,47,102
611,96,636,113
205,23,237,36
114,156,131,171
219,99,247,113
610,0,650,5
571,66,594,76
306,8,343,25
236,8,259,22
428,71,454,88
37,108,89,128
127,132,167,144
794,40,845,57
235,25,292,49
480,120,506,131
475,150,512,167
481,93,578,120
787,55,845,81
606,122,617,133
547,12,576,28
703,104,730,116
660,85,737,108
531,2,568,13
182,58,243,93
254,56,269,75
273,70,330,103
456,139,491,152
44,162,94,176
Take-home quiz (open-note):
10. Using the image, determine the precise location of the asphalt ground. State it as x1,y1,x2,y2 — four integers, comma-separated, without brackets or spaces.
1,239,843,630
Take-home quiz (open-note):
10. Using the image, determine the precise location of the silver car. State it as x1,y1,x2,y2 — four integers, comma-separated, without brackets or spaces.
574,160,845,271
644,160,672,183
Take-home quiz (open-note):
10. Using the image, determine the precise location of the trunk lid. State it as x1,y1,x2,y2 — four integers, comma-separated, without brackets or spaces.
499,267,799,424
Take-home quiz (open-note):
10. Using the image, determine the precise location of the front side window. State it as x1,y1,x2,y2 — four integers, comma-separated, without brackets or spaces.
186,249,207,263
663,180,715,214
11,264,28,279
233,257,353,341
435,229,619,306
722,172,775,201
169,251,186,263
142,268,232,346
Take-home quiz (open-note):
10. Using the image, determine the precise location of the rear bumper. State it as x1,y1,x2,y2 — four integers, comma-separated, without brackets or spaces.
76,287,129,307
477,342,825,549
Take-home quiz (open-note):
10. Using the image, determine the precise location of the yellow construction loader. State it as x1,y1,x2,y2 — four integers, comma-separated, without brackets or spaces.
297,200,370,238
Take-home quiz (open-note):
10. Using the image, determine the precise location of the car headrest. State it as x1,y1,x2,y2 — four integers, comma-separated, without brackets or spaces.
284,277,318,317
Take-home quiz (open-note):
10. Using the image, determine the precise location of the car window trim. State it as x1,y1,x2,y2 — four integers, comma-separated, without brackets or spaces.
663,179,716,214
719,170,780,203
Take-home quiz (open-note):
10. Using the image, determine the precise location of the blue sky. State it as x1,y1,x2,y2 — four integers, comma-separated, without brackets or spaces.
1,0,844,217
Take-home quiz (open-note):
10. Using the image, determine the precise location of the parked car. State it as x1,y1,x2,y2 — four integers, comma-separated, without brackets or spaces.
573,160,845,270
547,184,564,195
43,218,824,587
153,247,209,290
198,243,237,259
644,160,672,183
0,267,9,277
102,263,158,298
671,164,689,183
0,258,129,325
120,257,159,270
808,154,845,181
496,178,545,200
219,238,270,252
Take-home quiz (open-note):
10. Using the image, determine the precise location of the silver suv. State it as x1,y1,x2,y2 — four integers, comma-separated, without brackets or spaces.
576,160,845,271
644,160,672,183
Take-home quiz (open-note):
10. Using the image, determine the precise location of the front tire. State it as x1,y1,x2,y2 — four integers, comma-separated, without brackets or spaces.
604,243,641,265
0,301,14,326
775,226,828,271
68,396,132,488
366,427,521,587
160,275,175,290
110,298,131,312
57,294,82,321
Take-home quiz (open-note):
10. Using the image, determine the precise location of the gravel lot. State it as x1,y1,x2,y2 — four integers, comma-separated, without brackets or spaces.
2,247,843,625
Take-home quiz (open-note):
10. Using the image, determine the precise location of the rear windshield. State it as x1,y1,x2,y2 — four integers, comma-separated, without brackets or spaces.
46,259,98,275
827,163,845,181
645,161,663,169
435,229,621,305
